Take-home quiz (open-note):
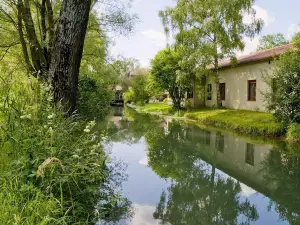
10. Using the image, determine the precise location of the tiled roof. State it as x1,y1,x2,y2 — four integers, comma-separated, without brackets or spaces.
217,43,293,69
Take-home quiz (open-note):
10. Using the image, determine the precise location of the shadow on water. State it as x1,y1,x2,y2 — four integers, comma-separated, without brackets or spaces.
103,107,300,225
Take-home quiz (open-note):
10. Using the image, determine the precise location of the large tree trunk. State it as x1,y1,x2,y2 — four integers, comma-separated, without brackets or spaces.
49,0,92,115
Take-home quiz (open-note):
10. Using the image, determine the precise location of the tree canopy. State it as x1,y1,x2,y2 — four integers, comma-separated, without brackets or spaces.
151,47,190,109
257,33,289,51
159,0,263,106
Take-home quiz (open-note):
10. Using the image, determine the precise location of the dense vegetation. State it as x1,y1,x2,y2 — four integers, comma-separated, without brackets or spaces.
0,0,137,224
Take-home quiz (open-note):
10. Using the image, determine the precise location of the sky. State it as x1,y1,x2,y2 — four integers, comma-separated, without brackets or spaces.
109,0,300,68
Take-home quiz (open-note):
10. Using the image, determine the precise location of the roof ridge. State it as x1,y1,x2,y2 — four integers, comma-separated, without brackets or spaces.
216,43,293,69
239,43,293,58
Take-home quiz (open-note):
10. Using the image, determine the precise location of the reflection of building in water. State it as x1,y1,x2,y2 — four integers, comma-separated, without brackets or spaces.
245,143,255,166
110,107,124,128
185,126,274,195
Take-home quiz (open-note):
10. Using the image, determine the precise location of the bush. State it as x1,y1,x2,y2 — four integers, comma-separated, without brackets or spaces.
265,46,300,126
77,75,113,120
287,123,300,142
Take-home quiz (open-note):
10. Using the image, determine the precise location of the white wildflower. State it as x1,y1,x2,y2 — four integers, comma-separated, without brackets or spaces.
49,127,54,134
47,114,55,120
84,128,91,133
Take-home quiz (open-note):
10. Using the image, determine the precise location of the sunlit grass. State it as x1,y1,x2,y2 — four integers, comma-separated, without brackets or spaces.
137,103,172,115
185,108,285,137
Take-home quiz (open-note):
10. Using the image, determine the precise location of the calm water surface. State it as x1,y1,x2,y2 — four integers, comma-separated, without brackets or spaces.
103,107,300,225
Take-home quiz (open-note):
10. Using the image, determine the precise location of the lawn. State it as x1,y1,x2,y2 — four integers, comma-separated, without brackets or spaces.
129,103,285,137
185,108,285,137
137,103,172,115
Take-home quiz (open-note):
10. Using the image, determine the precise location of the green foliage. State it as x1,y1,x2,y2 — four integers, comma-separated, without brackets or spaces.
137,103,172,115
159,0,263,105
147,122,259,224
185,108,284,137
146,73,165,99
151,48,189,109
0,181,61,224
0,70,130,224
124,73,149,105
77,76,113,120
287,123,300,143
124,88,135,103
112,56,140,92
261,145,300,224
257,33,289,51
265,48,300,126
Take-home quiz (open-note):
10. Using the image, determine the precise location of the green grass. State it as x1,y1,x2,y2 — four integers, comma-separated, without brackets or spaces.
129,103,285,138
137,103,172,115
185,108,285,137
287,123,300,142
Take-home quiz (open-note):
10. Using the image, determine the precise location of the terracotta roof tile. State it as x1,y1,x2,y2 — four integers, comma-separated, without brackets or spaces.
217,43,293,69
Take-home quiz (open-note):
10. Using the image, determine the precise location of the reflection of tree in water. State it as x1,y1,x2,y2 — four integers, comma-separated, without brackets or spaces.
262,144,300,225
147,122,259,225
106,108,163,144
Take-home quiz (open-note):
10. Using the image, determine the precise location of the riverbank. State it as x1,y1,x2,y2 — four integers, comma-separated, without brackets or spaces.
127,103,285,138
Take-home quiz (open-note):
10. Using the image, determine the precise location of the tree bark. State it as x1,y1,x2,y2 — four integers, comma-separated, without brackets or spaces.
17,1,34,74
40,0,49,66
214,56,221,107
45,0,55,63
19,0,48,78
49,0,92,115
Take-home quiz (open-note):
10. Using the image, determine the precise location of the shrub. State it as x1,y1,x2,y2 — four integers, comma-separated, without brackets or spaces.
287,123,300,142
265,41,300,126
77,75,113,120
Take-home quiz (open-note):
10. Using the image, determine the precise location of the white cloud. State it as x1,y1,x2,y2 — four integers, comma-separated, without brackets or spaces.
288,24,300,39
142,29,167,48
222,174,257,197
237,37,260,56
244,5,275,27
131,204,160,225
240,183,257,197
140,60,150,68
139,156,149,166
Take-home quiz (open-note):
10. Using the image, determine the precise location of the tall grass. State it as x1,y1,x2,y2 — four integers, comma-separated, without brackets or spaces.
0,69,130,224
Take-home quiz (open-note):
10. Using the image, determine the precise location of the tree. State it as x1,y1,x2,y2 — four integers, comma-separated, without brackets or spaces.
257,33,289,51
49,0,92,114
151,48,190,109
264,35,300,126
112,56,141,91
146,73,165,100
0,0,138,114
159,0,263,106
125,72,149,104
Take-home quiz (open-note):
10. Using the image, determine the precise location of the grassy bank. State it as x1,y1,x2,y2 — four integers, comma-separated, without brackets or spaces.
185,108,284,137
128,103,285,137
135,103,172,115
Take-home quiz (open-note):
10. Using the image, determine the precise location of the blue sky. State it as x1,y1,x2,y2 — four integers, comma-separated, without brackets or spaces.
109,0,300,67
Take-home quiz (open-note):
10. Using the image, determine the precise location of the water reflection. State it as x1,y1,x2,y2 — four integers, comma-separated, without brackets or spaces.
105,107,300,224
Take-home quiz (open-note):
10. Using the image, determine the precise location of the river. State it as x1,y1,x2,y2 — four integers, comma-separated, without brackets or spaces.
102,107,300,225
